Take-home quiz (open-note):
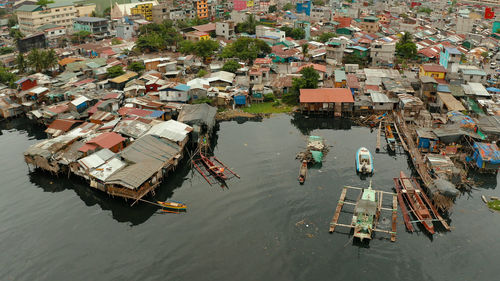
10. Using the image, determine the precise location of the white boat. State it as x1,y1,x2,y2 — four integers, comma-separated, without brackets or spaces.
356,147,373,174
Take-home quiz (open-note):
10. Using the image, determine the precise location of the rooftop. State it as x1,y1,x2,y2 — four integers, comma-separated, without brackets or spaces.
300,88,354,103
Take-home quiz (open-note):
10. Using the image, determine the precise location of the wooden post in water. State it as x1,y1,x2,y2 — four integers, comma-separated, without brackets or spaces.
329,187,347,233
376,121,382,152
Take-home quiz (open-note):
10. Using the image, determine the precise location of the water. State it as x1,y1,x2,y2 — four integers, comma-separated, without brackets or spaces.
1,115,500,281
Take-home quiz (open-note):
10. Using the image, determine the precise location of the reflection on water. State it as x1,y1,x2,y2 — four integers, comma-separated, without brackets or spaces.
290,113,352,135
0,118,47,140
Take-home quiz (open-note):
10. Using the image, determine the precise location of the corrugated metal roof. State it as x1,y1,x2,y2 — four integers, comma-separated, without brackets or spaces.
370,92,392,103
78,149,115,170
146,120,193,142
90,158,126,182
120,134,181,164
105,160,163,190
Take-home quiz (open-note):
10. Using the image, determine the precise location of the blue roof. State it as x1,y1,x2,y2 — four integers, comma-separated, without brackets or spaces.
462,69,486,76
437,84,451,93
148,110,165,118
350,46,368,51
15,77,32,84
445,47,461,55
174,84,190,91
486,87,500,92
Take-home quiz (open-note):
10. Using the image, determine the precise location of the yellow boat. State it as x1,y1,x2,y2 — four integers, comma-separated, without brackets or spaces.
157,200,187,210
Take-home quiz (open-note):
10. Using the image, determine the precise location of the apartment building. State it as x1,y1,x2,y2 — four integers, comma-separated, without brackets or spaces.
359,16,379,33
370,42,396,66
16,2,78,35
131,3,154,21
194,0,208,19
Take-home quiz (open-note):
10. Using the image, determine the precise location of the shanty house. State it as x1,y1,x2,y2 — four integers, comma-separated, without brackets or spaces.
299,88,354,117
79,132,126,154
472,142,500,172
159,84,191,103
419,64,446,80
436,92,466,113
109,71,138,90
370,92,396,111
416,128,439,153
15,77,37,91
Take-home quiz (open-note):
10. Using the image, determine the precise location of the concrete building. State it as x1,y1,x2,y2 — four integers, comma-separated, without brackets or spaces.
256,25,285,42
73,17,108,34
111,1,158,19
116,23,134,40
194,0,208,19
75,3,96,17
370,42,396,66
456,16,474,35
17,33,46,53
37,24,66,41
360,16,379,33
326,38,348,65
16,2,78,34
131,3,154,21
215,20,235,40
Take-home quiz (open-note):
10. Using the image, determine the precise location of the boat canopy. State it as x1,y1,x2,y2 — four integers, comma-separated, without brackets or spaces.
355,200,377,215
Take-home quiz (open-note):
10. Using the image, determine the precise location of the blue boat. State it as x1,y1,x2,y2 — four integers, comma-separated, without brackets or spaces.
356,147,373,174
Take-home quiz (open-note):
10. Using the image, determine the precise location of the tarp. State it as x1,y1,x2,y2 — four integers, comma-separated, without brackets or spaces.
311,150,323,163
473,142,500,168
432,178,459,197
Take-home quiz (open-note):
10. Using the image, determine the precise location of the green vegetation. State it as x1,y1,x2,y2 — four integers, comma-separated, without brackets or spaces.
313,0,324,5
283,3,294,11
301,43,309,59
27,49,57,73
111,38,122,45
268,5,277,13
242,101,292,114
197,69,208,77
0,47,14,55
15,53,26,74
318,32,336,43
418,7,432,15
222,60,240,73
263,93,275,102
286,66,320,104
106,65,125,78
0,66,18,88
136,20,182,53
36,0,54,6
7,15,17,28
235,14,258,34
176,17,210,29
179,39,219,60
193,97,213,105
280,26,305,40
127,61,145,73
221,37,271,62
10,29,24,41
396,32,417,59
343,53,369,66
71,31,92,44
487,200,500,211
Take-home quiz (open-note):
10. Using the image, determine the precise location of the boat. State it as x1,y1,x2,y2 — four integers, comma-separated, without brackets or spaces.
200,153,228,181
399,171,435,234
385,124,396,151
356,147,373,174
157,200,187,210
351,185,378,241
298,160,307,184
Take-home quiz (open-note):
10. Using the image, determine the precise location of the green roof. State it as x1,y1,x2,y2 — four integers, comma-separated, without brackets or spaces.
47,1,74,9
15,5,42,12
37,24,61,31
363,16,379,21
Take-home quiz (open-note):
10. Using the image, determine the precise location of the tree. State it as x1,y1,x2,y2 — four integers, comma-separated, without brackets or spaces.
193,39,219,60
111,38,122,45
128,61,145,73
7,15,17,28
221,37,271,62
222,60,240,73
27,49,44,73
197,69,208,77
107,65,125,78
235,14,257,34
280,26,305,40
103,7,111,17
313,0,324,5
36,0,54,6
9,28,24,41
178,40,195,54
136,21,182,52
268,5,277,13
318,32,336,43
396,32,417,59
418,7,432,15
288,66,320,104
283,3,294,11
343,53,369,66
0,66,18,88
0,47,14,55
15,53,26,74
71,31,91,44
42,49,58,71
301,43,309,60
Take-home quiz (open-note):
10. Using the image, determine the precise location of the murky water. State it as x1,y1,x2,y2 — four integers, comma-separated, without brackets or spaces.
1,115,499,281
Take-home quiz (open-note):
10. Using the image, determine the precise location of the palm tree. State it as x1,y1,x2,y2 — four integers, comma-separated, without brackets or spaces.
27,49,44,73
301,43,309,61
15,53,26,74
43,49,58,72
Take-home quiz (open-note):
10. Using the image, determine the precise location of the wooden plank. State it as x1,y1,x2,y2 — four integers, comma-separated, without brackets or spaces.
329,187,347,233
331,223,354,229
376,121,382,152
413,179,451,231
391,194,397,242
394,178,414,232
393,120,408,151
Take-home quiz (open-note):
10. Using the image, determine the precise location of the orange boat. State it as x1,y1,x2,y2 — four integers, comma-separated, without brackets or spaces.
399,171,435,234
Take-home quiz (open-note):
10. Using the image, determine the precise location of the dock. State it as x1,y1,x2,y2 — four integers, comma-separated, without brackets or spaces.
329,187,347,233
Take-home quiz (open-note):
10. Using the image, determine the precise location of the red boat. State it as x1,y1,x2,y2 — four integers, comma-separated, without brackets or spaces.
399,171,435,234
200,153,228,181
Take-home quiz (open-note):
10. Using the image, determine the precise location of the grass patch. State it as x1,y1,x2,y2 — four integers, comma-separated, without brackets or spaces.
242,101,292,114
488,200,500,211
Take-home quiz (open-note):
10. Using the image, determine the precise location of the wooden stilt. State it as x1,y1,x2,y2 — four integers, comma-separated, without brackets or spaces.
376,121,382,152
391,193,397,242
329,187,347,233
413,179,451,231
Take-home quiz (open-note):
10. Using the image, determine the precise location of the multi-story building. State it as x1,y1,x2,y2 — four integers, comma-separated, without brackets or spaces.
359,16,379,33
37,23,66,41
194,0,208,19
370,41,396,66
111,1,158,19
131,3,154,21
116,23,134,40
73,17,108,34
256,25,285,42
74,3,96,17
16,2,78,35
456,16,474,35
215,20,235,39
326,38,348,65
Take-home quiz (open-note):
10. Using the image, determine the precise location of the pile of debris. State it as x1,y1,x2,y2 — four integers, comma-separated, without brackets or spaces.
296,136,329,164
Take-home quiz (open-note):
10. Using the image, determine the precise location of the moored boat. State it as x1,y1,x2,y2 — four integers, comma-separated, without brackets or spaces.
351,186,377,241
356,147,373,174
298,160,307,184
385,124,396,151
399,171,435,234
200,153,228,181
157,200,187,210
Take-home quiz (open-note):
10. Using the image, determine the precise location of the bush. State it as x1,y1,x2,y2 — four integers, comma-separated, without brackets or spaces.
272,100,281,107
282,93,298,105
263,93,275,102
197,69,208,77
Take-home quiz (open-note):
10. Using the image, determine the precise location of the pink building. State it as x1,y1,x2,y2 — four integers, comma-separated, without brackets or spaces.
233,0,247,11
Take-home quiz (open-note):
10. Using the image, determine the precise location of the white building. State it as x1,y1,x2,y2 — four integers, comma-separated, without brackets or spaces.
370,42,396,66
256,25,285,42
215,21,235,40
456,17,474,35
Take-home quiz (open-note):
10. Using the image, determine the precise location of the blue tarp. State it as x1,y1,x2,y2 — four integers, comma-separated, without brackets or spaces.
148,110,165,118
486,87,500,93
473,142,500,168
234,95,246,105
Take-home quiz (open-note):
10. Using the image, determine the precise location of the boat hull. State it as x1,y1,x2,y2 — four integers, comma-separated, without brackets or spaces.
399,172,435,234
356,147,373,174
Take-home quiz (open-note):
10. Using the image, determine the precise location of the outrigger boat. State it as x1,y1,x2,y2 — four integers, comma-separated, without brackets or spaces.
396,171,435,234
356,147,373,174
298,160,307,184
385,124,396,152
157,200,187,210
351,185,378,241
192,153,240,186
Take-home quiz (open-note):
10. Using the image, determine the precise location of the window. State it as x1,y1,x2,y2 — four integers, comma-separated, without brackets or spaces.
64,8,66,11
55,9,59,12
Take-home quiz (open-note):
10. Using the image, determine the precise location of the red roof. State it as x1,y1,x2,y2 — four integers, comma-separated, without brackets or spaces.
127,108,154,117
422,64,446,73
103,93,120,100
254,58,272,64
300,88,354,103
193,23,216,32
347,74,360,89
87,132,125,149
47,119,81,131
297,63,327,73
73,78,95,86
47,104,69,114
78,143,97,153
118,107,134,116
88,101,104,115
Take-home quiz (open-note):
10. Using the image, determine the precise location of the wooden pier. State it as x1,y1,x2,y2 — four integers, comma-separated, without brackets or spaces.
329,185,398,242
